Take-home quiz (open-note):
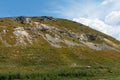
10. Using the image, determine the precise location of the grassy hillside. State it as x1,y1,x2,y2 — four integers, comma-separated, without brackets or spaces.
0,16,120,80
0,45,120,80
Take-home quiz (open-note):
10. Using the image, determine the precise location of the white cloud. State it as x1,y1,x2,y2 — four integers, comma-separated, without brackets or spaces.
73,17,120,40
105,11,120,25
54,0,103,19
53,0,120,40
101,0,114,5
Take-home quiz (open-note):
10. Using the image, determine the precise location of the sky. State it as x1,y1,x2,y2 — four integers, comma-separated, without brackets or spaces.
0,0,120,40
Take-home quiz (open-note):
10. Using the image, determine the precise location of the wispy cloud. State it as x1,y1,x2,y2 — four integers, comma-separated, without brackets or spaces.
101,0,114,5
73,18,120,40
53,0,120,40
105,11,120,25
55,0,102,19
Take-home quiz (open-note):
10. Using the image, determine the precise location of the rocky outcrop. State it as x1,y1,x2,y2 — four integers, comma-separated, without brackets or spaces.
13,27,32,46
45,34,62,44
45,34,62,48
85,33,98,41
0,16,119,52
39,16,53,22
104,38,120,49
76,33,101,41
81,41,114,50
18,23,120,51
44,34,80,48
12,16,31,24
64,39,80,46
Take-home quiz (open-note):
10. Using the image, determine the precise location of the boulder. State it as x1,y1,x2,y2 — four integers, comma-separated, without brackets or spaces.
39,16,53,22
13,16,31,24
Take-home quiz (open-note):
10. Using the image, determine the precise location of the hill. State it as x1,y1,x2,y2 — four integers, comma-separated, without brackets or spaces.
0,16,120,80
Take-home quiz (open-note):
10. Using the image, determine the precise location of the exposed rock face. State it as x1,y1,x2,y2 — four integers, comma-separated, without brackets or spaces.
45,34,80,48
104,38,119,48
13,27,32,46
45,34,62,48
0,16,119,52
81,41,114,50
45,34,62,44
64,39,80,46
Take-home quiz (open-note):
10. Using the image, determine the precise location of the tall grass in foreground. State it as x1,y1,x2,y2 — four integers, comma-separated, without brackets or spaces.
0,66,119,80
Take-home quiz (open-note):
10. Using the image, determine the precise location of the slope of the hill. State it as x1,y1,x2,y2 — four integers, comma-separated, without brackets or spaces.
0,16,120,80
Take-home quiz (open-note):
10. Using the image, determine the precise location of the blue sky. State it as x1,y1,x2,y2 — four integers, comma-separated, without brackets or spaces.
0,0,58,17
0,0,120,40
0,0,102,18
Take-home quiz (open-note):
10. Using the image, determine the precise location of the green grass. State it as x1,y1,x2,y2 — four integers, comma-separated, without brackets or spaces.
0,41,120,80
0,66,119,80
0,16,120,80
